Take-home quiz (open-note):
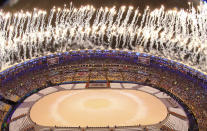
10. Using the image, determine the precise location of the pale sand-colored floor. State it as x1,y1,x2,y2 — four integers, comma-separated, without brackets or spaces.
30,89,167,127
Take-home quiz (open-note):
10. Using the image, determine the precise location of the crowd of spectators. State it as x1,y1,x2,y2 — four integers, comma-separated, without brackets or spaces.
0,50,206,130
148,66,207,130
0,101,10,128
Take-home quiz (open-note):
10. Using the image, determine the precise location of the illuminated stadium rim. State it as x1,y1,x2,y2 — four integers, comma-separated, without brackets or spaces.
0,49,205,130
0,49,207,89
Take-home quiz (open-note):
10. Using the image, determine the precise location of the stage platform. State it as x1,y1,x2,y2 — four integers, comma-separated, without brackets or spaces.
9,82,189,131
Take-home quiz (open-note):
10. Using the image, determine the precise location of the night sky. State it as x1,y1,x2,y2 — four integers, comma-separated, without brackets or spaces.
1,0,202,12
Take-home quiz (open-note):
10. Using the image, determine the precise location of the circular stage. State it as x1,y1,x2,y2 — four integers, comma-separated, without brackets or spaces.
30,89,168,127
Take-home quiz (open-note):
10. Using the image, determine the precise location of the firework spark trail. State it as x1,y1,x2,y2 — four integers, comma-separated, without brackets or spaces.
0,2,207,72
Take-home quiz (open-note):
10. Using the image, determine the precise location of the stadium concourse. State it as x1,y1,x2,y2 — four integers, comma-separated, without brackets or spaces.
0,50,206,130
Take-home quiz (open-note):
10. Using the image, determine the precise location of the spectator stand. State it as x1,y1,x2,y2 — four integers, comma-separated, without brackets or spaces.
0,49,206,130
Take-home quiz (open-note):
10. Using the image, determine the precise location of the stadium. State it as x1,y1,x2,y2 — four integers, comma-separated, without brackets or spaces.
0,0,207,131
